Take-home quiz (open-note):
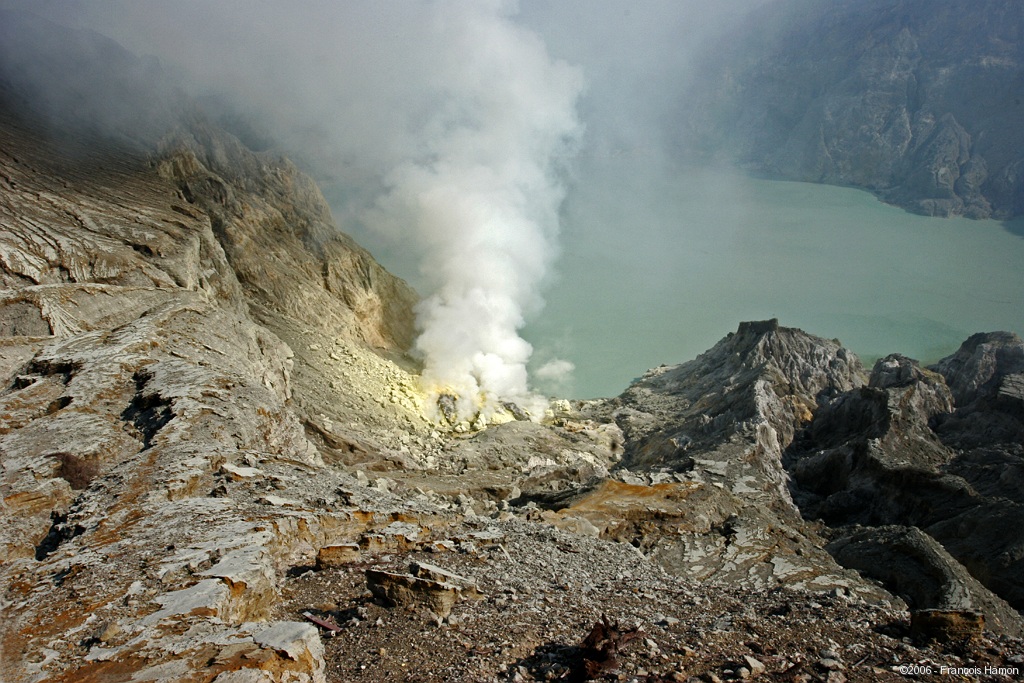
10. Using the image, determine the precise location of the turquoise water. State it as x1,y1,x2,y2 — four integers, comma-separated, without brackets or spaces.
522,161,1024,399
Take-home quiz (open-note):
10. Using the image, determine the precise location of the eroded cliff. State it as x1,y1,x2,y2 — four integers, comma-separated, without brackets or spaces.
684,0,1024,219
0,91,427,682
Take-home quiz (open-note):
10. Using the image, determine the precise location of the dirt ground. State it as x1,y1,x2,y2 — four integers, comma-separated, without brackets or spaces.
276,517,1024,683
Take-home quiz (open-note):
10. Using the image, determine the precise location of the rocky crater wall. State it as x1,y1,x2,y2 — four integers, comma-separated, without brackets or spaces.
684,0,1024,219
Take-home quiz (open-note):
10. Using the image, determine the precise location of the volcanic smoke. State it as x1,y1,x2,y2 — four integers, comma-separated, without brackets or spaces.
367,1,584,424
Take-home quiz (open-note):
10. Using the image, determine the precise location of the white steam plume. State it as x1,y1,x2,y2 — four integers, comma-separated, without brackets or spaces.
7,0,585,421
366,2,584,422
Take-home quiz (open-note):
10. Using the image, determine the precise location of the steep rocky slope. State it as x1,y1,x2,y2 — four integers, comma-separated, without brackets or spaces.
684,0,1024,219
154,123,416,352
0,97,428,682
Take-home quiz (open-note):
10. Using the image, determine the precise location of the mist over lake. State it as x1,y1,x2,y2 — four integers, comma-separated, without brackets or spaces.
521,155,1024,399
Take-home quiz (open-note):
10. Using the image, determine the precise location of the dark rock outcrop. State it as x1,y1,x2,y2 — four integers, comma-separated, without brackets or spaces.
785,354,963,526
826,525,1023,637
684,0,1024,218
931,331,1024,411
786,334,1024,614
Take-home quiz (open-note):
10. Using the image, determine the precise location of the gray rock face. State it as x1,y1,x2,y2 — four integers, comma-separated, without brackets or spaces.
601,319,864,509
931,331,1024,409
787,336,1024,616
155,123,417,352
685,0,1024,218
826,525,1023,637
561,321,881,596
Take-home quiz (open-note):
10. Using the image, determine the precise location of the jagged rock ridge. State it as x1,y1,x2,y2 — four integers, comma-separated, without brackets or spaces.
786,333,1024,616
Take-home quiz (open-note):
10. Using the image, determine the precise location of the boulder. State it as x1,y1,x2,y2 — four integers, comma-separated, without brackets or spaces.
365,569,461,618
316,543,361,569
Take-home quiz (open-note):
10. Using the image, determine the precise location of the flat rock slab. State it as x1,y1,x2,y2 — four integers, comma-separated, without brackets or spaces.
411,560,483,600
253,621,323,662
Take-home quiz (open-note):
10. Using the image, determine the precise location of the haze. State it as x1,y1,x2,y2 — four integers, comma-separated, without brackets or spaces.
2,0,1020,402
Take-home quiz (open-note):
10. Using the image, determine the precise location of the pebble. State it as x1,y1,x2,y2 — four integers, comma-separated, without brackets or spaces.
818,657,844,670
742,654,766,676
